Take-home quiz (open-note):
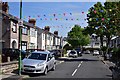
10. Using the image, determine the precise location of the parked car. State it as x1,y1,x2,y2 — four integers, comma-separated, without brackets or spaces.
75,48,82,56
109,62,120,80
49,49,61,58
2,48,27,62
84,50,90,54
67,50,71,57
22,51,56,75
68,50,78,58
93,50,99,56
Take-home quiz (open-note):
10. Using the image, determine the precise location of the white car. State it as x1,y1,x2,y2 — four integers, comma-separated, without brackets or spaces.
93,50,99,56
22,51,56,75
68,50,78,58
84,50,90,54
67,50,71,56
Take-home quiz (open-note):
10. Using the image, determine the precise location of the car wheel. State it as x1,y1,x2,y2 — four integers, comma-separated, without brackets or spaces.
44,67,48,75
51,64,56,71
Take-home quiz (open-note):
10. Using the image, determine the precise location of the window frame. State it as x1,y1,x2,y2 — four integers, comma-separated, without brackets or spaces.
22,26,28,35
12,22,17,33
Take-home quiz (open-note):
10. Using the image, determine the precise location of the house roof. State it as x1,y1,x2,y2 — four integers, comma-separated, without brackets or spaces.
1,11,61,38
1,11,35,28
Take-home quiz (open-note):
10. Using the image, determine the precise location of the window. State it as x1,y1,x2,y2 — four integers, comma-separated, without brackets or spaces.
43,34,45,40
12,23,17,33
30,28,36,37
95,43,99,45
22,27,28,35
47,34,50,40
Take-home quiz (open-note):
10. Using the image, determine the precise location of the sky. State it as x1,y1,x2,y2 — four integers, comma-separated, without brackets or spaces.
6,1,105,37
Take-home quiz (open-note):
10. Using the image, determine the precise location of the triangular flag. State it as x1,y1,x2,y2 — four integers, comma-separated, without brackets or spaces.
63,13,66,16
70,13,72,15
53,14,56,17
94,10,97,13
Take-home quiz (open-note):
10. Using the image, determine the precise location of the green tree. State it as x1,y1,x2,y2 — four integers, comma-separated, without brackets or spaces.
67,25,90,48
86,1,120,60
86,2,107,47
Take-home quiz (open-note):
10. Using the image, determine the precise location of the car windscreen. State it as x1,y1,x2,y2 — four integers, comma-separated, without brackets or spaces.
28,53,47,60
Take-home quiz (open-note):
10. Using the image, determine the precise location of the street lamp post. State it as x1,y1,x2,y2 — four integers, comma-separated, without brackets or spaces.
18,0,22,76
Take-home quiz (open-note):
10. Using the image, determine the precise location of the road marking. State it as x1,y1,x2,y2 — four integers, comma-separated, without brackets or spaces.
81,61,83,64
78,61,83,67
56,61,64,65
72,61,83,76
78,64,81,68
72,69,77,76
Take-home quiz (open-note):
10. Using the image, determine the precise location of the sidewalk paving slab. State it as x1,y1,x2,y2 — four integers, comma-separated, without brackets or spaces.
98,55,115,68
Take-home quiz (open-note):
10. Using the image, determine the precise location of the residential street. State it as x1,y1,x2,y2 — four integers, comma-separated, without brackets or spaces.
2,54,112,79
35,54,112,78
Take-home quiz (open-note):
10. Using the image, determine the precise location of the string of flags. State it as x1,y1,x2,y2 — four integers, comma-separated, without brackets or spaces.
3,9,117,22
23,10,106,19
23,9,110,17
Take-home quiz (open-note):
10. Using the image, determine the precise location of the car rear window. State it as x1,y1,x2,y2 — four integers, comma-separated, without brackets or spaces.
70,51,76,54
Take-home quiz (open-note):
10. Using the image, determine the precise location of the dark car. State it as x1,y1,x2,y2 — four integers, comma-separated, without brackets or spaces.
49,49,61,59
109,62,120,80
75,48,82,56
2,48,27,62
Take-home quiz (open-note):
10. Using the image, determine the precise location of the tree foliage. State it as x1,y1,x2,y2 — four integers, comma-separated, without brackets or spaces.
67,25,90,48
85,2,120,48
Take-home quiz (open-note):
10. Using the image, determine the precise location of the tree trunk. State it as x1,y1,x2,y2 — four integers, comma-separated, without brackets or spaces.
100,35,103,47
105,35,111,60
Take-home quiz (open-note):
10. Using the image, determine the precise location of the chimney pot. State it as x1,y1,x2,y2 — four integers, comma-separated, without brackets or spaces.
54,31,58,35
28,18,36,26
44,26,50,31
2,2,9,14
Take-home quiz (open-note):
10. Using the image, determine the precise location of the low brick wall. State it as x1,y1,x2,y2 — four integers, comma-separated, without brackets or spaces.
0,61,18,74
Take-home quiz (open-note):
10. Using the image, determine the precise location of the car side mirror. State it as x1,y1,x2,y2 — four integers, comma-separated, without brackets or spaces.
47,58,50,61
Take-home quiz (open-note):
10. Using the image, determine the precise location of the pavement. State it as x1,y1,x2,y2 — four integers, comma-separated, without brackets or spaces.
98,55,115,68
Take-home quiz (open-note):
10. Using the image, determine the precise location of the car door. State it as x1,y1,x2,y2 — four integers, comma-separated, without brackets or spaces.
50,53,55,68
47,54,52,70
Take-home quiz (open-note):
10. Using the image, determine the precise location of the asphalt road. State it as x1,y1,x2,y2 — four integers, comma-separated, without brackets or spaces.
25,54,112,79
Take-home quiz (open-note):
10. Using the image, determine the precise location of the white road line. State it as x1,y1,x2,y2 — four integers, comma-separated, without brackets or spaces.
56,61,64,65
81,61,83,64
72,61,83,76
78,64,81,68
72,69,77,76
78,61,83,67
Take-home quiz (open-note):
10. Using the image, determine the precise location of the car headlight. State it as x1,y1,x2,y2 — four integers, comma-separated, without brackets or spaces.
37,63,44,67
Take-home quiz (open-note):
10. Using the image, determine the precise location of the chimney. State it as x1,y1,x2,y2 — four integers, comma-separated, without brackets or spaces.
28,18,36,26
44,26,50,32
2,2,9,14
54,31,58,35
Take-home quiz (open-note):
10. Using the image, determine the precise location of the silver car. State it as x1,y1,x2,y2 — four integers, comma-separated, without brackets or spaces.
22,51,56,75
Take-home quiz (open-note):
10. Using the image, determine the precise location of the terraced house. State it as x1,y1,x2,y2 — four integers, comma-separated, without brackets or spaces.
1,2,37,50
37,26,61,50
0,2,37,62
0,2,67,63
